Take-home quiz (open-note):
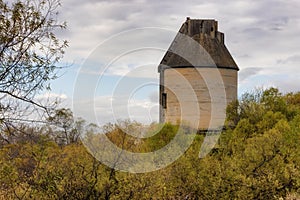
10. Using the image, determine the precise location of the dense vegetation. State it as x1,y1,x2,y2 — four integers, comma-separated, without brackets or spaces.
0,87,300,199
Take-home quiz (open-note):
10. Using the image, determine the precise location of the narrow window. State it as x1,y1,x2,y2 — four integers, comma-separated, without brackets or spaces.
162,93,167,109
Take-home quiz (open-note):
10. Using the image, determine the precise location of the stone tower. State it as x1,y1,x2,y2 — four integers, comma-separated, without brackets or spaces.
158,18,239,130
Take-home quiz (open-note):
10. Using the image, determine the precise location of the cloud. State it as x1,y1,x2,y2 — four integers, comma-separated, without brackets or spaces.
61,1,298,59
73,95,159,125
104,63,160,79
58,0,300,70
239,67,263,82
35,92,71,110
75,28,173,79
277,55,300,65
36,92,68,100
50,0,300,124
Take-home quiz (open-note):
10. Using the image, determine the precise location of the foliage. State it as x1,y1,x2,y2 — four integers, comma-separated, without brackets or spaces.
1,87,300,199
0,0,67,124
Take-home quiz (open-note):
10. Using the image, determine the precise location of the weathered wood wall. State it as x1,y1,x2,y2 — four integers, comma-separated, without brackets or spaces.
160,67,237,130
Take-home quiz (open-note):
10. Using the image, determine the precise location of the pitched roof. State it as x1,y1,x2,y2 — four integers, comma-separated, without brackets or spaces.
158,18,239,72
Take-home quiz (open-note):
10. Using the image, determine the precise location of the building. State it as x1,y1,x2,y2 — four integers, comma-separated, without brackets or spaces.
158,18,239,130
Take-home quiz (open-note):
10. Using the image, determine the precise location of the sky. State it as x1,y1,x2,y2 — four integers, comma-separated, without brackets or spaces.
46,0,300,125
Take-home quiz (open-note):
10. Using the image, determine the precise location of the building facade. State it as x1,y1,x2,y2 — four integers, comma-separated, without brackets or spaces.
158,18,239,130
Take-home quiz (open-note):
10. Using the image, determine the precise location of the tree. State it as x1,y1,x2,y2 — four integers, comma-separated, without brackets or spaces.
0,0,67,124
1,88,300,199
48,108,83,145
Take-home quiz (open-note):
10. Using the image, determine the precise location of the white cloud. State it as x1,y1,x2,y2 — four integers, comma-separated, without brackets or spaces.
52,0,300,124
239,67,263,82
36,92,68,100
73,95,159,125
